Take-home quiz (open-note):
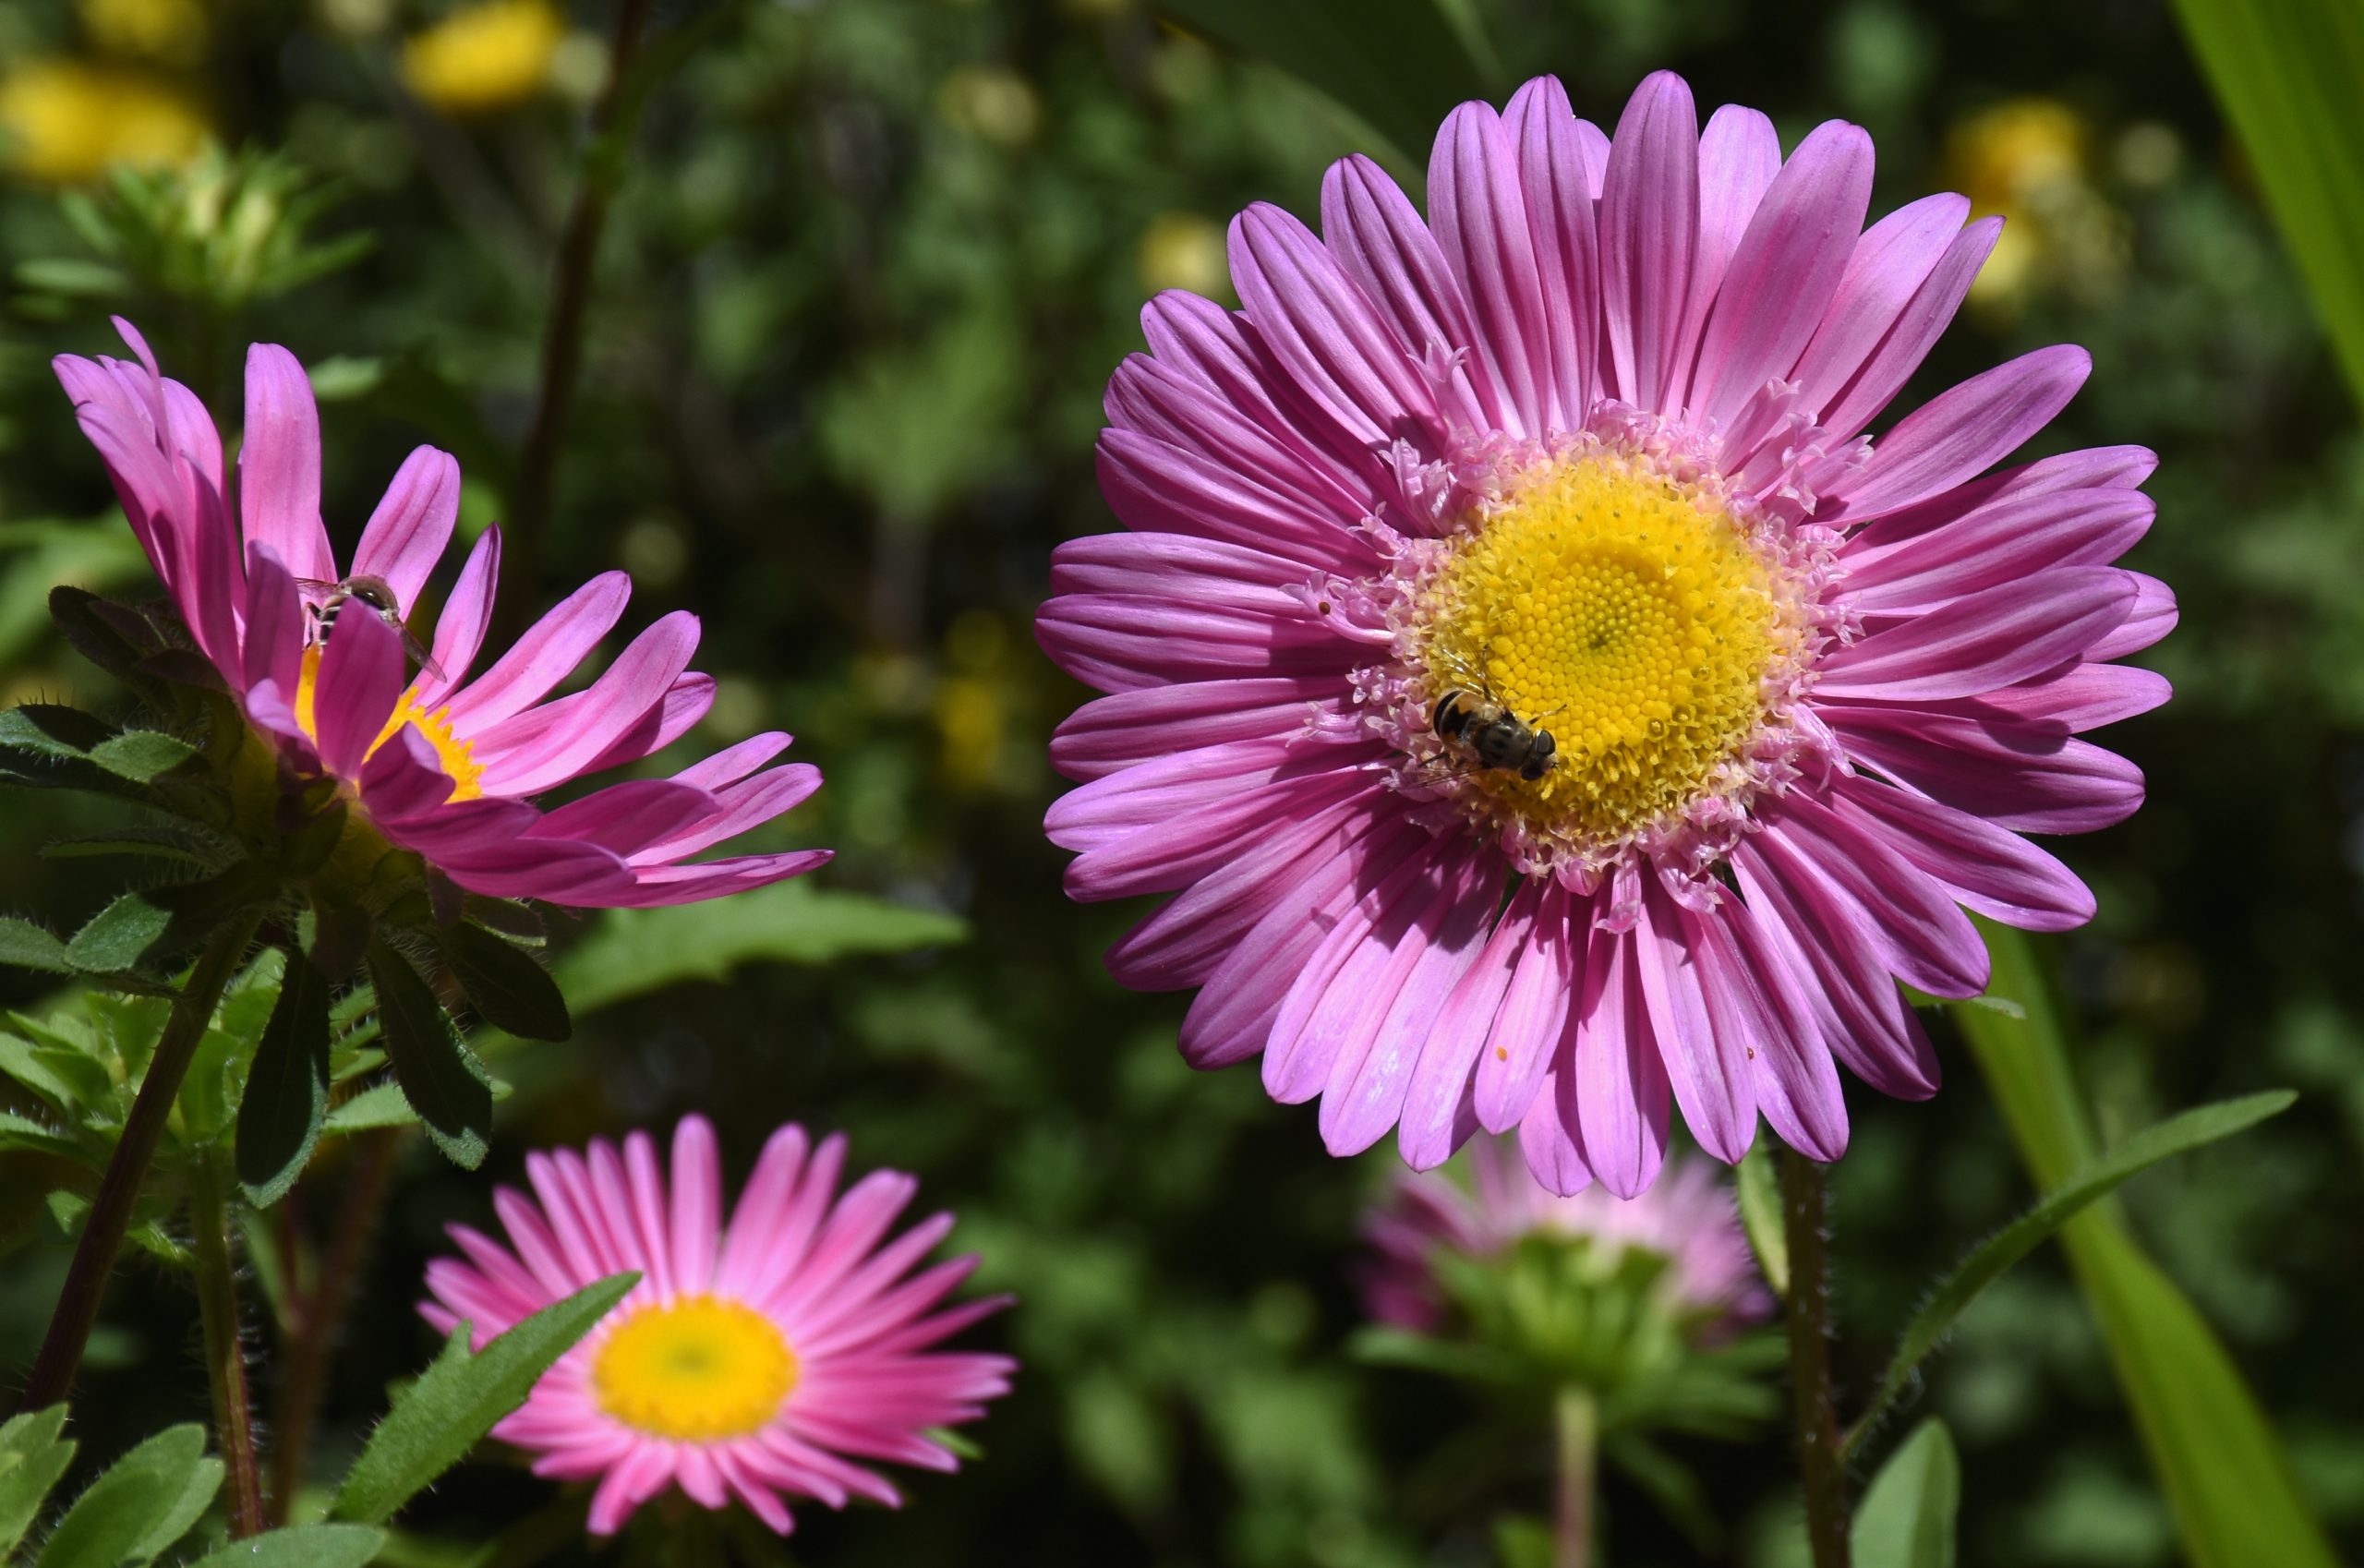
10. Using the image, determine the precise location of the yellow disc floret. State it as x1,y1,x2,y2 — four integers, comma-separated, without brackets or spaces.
1417,453,1791,843
592,1296,799,1442
291,645,485,803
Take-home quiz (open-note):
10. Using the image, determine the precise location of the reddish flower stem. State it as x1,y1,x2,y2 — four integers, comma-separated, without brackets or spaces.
266,1126,402,1523
1782,1148,1851,1568
18,911,262,1412
190,1152,265,1537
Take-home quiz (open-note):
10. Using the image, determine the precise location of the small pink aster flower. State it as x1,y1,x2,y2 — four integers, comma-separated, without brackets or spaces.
54,319,826,907
1361,1138,1769,1337
420,1116,1015,1536
1039,71,2170,1195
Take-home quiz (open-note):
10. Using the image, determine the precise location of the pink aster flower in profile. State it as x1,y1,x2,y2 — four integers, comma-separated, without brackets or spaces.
53,319,826,908
420,1116,1015,1537
1361,1137,1769,1338
1039,70,2169,1195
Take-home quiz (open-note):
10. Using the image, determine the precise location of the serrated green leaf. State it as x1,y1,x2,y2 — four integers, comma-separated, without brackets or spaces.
88,730,197,784
557,882,965,1015
36,1423,221,1568
1735,1140,1788,1300
238,947,333,1206
321,1079,417,1134
1852,1419,1959,1568
329,1272,637,1526
65,890,175,974
1955,921,2339,1568
0,1031,88,1110
1846,1090,2296,1452
431,923,570,1042
40,827,217,866
45,585,156,682
0,1108,88,1159
0,1407,76,1558
367,944,489,1168
178,1522,387,1568
0,704,113,762
0,917,74,975
26,1044,116,1114
1158,0,1496,170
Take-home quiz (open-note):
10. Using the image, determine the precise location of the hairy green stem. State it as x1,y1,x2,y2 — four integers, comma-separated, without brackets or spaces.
1782,1149,1851,1568
267,1126,402,1524
1554,1384,1597,1568
501,0,657,639
190,1152,265,1537
19,911,263,1411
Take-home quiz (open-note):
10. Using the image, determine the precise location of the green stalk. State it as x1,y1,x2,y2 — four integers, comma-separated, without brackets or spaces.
1552,1385,1597,1568
19,910,264,1410
1781,1150,1851,1568
190,1152,265,1537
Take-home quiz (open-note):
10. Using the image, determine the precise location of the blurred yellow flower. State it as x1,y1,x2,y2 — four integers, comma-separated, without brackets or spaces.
79,0,209,67
935,674,1006,790
938,65,1041,148
1945,97,2090,308
0,59,209,184
1137,211,1228,299
400,0,565,116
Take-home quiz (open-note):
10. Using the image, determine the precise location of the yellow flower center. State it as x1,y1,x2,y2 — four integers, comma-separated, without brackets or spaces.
292,645,485,803
1417,454,1791,842
591,1296,799,1442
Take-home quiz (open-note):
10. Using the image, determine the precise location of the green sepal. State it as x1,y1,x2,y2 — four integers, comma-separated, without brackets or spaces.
236,946,333,1206
366,941,491,1168
430,922,571,1042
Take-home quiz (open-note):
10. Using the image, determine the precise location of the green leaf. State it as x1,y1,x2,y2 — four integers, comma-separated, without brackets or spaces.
431,923,571,1042
1852,1419,1959,1568
1953,921,2339,1568
238,947,333,1206
88,730,198,783
0,703,114,762
328,1272,638,1526
45,585,156,682
0,1108,87,1159
65,890,177,974
41,826,217,866
1846,1091,2295,1453
557,882,966,1015
15,257,131,296
321,1079,416,1134
0,1407,76,1557
35,1423,222,1568
1158,0,1496,169
2169,0,2364,411
0,917,73,975
367,943,491,1168
1735,1140,1789,1300
179,1522,387,1568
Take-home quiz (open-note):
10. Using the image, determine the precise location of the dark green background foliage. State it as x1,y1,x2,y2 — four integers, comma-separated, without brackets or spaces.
1,0,2359,1562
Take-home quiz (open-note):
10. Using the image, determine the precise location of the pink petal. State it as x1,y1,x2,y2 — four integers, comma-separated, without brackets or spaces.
1598,70,1700,412
1471,879,1582,1134
1828,344,2092,521
1320,153,1494,433
1816,567,2138,701
1429,103,1552,436
351,446,461,611
312,604,404,778
1677,103,1782,414
1790,194,1972,426
1502,75,1602,428
414,525,501,709
444,570,632,730
1635,881,1755,1163
1815,213,2000,443
1396,877,1545,1169
1839,772,2095,933
1821,702,2147,833
237,344,335,587
1691,119,1874,428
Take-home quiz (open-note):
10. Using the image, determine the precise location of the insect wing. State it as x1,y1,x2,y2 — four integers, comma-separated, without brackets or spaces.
396,623,448,684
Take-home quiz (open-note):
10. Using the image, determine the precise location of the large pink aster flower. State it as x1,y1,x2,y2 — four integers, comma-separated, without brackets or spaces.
1038,72,2169,1194
1361,1138,1768,1337
54,319,826,907
421,1116,1015,1536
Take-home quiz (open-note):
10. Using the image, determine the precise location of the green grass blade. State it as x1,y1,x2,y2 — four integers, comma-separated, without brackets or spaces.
1953,920,2337,1568
2170,0,2364,411
1844,1090,2293,1456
